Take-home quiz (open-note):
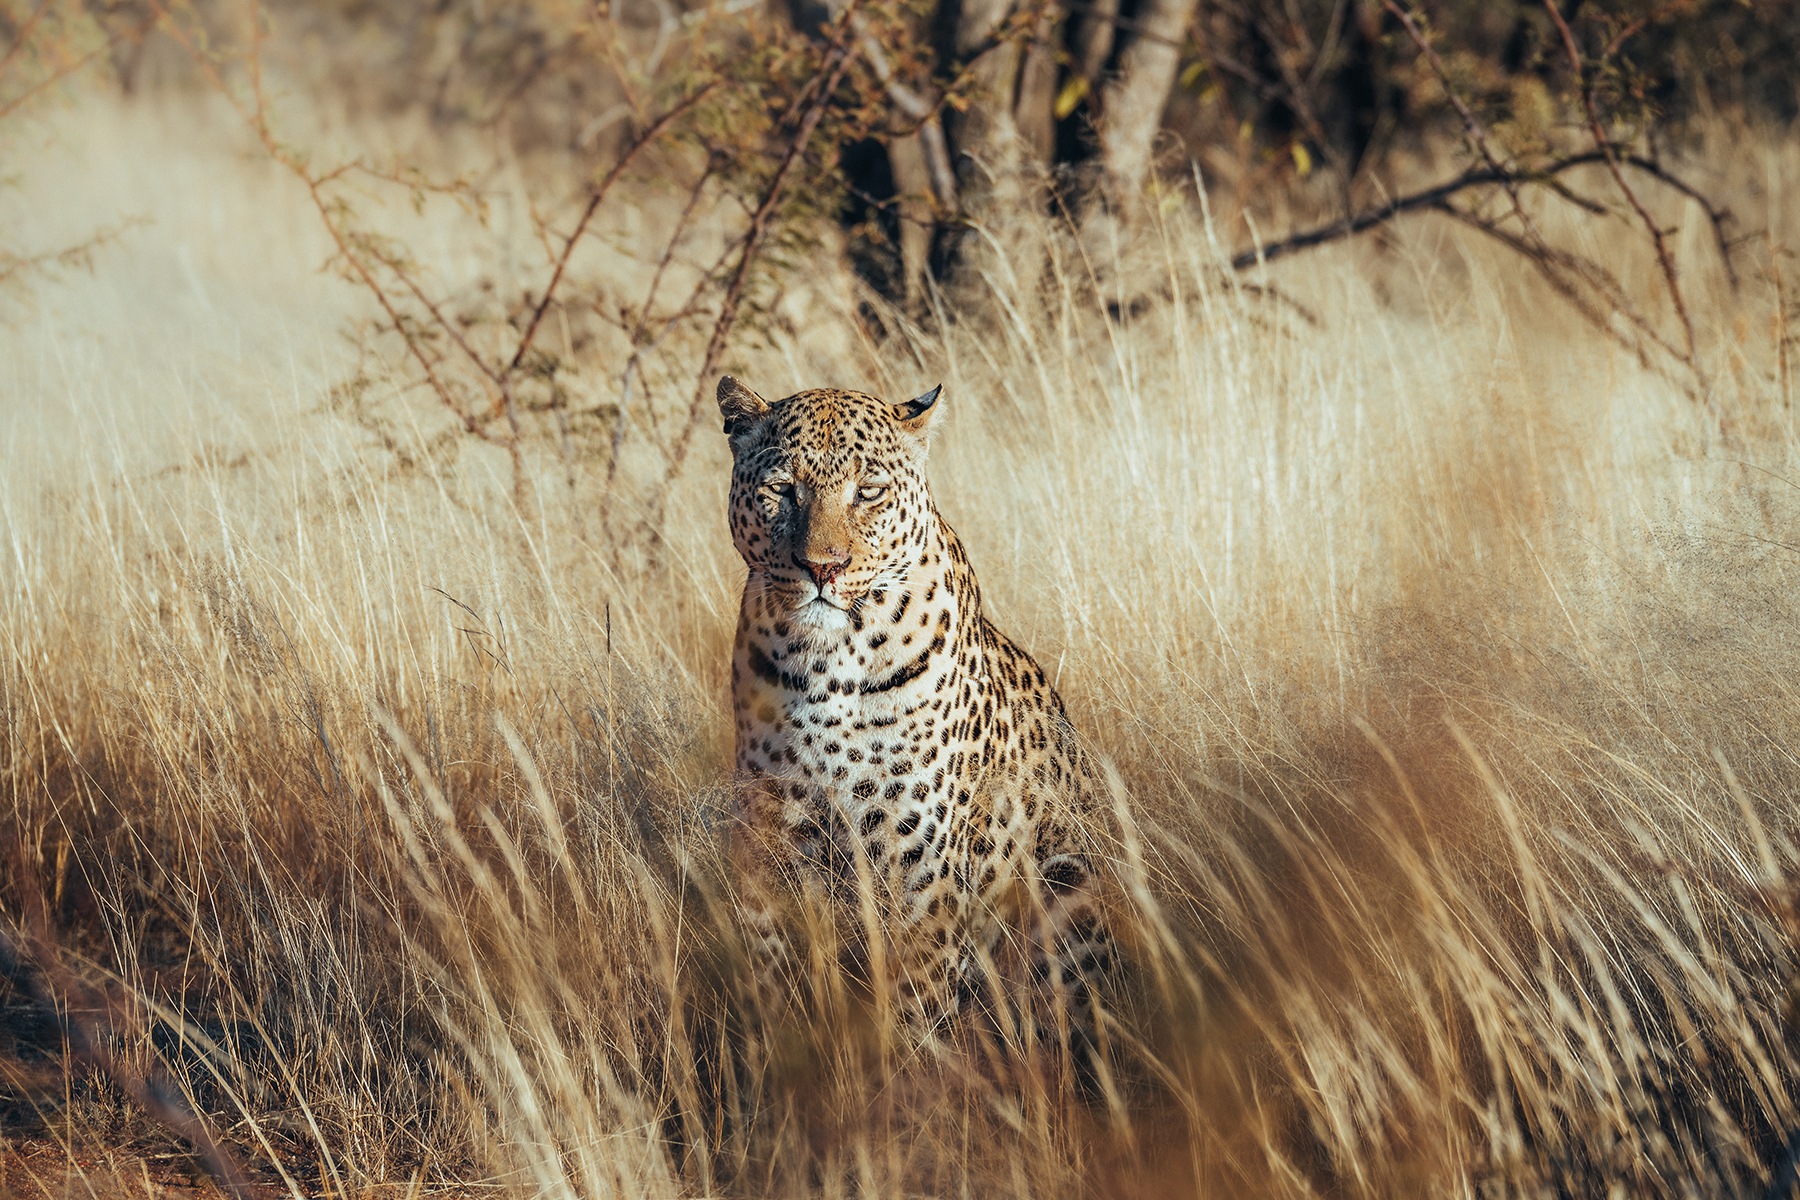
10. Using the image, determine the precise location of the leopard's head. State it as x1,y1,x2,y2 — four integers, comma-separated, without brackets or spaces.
718,377,944,630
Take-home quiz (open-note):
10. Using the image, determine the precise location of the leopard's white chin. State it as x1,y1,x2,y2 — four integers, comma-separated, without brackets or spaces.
792,596,850,630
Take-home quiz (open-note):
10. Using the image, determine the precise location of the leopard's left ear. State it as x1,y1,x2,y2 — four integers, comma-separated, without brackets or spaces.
718,375,772,440
892,384,944,439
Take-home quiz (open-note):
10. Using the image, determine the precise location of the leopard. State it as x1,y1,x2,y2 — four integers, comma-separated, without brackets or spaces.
716,374,1112,1060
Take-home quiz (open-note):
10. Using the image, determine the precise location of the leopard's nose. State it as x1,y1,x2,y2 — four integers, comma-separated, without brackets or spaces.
798,551,850,589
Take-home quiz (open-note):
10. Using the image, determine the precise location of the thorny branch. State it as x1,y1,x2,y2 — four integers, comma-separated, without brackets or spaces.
1435,200,1686,368
1380,0,1540,238
0,0,57,81
134,0,1063,557
1365,3,1707,387
1539,0,1705,392
0,12,159,127
608,160,726,490
149,2,499,439
508,82,720,377
151,0,716,515
1251,0,1732,405
1234,152,1732,275
1,215,149,291
656,9,865,499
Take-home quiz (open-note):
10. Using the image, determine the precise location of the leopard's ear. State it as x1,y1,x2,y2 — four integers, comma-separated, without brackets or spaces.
718,376,772,439
892,384,944,439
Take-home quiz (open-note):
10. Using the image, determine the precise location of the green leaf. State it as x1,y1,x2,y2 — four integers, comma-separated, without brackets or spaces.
1054,74,1090,120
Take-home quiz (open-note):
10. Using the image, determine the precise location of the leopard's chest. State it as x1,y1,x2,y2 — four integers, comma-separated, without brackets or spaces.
736,629,960,795
733,621,994,891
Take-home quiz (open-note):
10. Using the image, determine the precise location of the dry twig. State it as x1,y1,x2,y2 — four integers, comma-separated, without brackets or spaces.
1539,0,1706,393
655,10,865,501
149,0,716,515
1242,0,1733,404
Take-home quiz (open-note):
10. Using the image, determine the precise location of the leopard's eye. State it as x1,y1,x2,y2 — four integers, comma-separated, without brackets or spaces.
856,484,888,502
768,479,795,498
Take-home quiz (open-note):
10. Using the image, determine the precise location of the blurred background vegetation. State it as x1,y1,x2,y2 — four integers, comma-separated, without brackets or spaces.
7,0,1786,484
12,0,1800,304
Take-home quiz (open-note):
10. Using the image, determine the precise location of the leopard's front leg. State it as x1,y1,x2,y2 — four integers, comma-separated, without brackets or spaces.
1032,846,1112,1062
728,776,808,1019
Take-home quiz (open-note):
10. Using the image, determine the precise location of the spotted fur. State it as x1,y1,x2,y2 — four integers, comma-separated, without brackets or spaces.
717,375,1110,1049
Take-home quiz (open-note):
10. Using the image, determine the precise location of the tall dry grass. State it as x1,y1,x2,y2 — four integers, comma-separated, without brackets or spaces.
4,93,1800,1198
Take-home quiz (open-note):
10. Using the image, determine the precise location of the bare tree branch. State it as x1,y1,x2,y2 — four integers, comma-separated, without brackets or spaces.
1229,151,1726,270
0,0,56,82
1433,199,1677,370
656,16,864,498
1380,0,1537,238
0,9,156,123
1541,0,1704,392
507,82,719,376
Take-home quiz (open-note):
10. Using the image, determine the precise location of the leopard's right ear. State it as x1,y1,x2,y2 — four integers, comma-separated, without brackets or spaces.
718,376,772,440
892,383,944,440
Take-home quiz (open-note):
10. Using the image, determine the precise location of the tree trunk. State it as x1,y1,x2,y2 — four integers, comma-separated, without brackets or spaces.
1071,0,1117,84
950,0,1023,188
1097,0,1198,197
949,0,1058,191
1014,15,1059,167
885,130,935,307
